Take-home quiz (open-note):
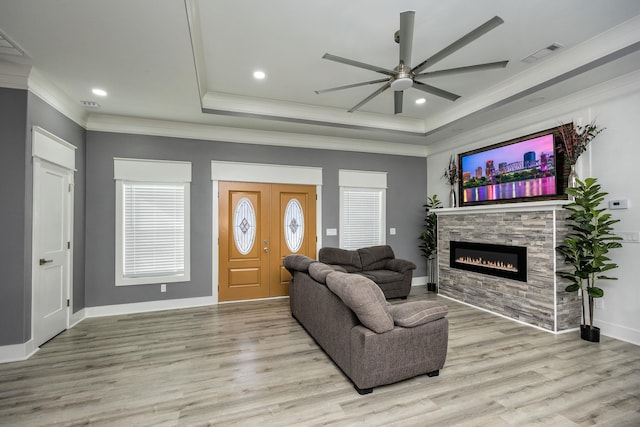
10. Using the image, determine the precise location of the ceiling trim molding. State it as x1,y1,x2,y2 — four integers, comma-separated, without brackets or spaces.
28,68,87,127
184,0,207,106
426,68,640,156
423,14,640,136
0,61,30,90
86,114,429,157
201,91,426,135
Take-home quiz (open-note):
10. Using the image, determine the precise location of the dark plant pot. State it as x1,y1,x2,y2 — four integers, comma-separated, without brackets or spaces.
427,282,438,293
580,325,600,342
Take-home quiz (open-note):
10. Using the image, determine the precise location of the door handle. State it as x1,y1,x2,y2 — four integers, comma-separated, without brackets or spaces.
264,247,270,253
39,258,53,265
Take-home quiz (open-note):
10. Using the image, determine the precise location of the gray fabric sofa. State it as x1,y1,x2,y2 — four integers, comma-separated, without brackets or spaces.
284,254,448,395
318,245,416,299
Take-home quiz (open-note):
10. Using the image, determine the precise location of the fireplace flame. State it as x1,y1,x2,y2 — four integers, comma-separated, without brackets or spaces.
455,256,518,272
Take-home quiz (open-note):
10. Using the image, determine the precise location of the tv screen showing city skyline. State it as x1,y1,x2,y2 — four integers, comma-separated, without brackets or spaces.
460,133,557,205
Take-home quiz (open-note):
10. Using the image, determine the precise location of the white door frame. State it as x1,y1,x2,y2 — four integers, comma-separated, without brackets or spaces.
211,161,323,303
31,126,76,347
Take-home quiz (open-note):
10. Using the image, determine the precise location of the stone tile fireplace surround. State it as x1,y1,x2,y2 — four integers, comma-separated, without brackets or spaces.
436,201,580,332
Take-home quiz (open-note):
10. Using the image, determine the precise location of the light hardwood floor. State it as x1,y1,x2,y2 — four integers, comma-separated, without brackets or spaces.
1,286,639,426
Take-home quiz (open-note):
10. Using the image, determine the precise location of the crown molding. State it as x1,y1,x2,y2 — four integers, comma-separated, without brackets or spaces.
424,15,640,136
0,61,30,89
27,68,87,127
426,68,640,155
201,91,426,135
86,114,428,157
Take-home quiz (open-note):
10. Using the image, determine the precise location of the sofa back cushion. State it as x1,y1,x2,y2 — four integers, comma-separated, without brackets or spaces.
308,262,335,284
326,271,394,333
358,245,395,271
319,247,362,273
283,254,315,274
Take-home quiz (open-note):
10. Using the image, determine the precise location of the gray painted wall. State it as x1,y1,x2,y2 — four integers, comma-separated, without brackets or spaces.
0,88,86,346
0,88,28,345
85,131,428,307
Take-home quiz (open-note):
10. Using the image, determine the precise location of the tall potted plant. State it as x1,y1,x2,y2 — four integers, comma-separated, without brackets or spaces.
556,178,622,342
419,195,442,292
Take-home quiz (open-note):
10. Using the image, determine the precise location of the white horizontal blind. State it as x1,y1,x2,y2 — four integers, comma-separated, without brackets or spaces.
123,182,186,278
341,188,384,250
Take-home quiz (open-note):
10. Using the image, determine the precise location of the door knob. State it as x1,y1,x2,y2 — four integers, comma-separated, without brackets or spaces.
39,258,53,265
264,247,270,253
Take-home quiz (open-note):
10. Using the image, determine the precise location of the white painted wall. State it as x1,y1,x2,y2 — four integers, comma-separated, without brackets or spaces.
426,70,640,345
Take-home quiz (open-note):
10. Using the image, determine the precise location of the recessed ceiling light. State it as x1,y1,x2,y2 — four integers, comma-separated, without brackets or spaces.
415,98,426,105
253,70,266,80
92,88,107,97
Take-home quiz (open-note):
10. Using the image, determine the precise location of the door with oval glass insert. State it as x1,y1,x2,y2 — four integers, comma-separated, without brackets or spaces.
219,182,316,302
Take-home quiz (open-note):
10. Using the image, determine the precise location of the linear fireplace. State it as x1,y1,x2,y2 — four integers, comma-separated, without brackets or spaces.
450,241,527,282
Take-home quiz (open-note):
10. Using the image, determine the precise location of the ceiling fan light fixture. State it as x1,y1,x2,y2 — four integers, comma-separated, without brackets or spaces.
391,77,412,91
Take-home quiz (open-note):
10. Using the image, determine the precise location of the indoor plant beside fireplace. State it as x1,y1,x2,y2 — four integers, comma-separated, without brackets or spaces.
557,177,622,342
419,194,441,292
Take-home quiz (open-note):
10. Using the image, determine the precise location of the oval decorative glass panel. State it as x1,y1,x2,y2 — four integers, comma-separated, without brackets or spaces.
233,197,256,255
284,198,304,252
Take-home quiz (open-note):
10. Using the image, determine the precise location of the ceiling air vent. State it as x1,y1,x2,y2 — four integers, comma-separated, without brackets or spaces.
80,100,101,109
521,43,563,63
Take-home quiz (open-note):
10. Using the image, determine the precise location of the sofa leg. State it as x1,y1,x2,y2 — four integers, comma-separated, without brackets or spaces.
354,385,373,395
426,370,440,377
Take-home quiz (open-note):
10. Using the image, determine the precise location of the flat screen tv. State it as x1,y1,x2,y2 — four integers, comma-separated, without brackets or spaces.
458,126,567,207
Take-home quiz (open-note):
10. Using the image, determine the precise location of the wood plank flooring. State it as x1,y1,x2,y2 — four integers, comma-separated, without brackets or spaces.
1,286,639,426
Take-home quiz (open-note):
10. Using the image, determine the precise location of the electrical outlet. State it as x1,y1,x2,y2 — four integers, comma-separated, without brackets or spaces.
161,284,166,293
389,228,396,235
595,299,604,310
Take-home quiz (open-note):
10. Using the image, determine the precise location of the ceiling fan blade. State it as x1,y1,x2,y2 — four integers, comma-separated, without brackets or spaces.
414,60,508,79
412,80,460,101
348,82,392,113
322,53,396,76
394,91,403,115
315,78,390,94
399,11,415,67
412,16,504,74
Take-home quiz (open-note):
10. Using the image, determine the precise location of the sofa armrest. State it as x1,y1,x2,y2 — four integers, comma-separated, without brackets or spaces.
385,258,416,274
349,318,449,390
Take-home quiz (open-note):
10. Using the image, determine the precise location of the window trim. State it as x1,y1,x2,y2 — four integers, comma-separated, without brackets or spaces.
114,158,191,286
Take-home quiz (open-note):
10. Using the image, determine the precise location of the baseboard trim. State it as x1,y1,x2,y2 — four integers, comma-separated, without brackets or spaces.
0,339,38,364
69,308,86,328
411,276,428,286
85,296,218,318
595,319,640,346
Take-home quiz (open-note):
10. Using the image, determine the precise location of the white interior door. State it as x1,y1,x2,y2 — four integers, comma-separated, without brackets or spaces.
33,159,72,346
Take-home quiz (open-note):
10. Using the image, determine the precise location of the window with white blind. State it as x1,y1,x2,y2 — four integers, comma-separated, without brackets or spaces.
339,170,387,250
114,158,191,286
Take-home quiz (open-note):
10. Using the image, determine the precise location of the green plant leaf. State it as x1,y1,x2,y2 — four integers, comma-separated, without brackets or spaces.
588,287,604,298
565,284,580,292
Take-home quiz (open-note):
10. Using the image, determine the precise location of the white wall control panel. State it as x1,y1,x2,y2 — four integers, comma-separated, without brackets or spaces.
389,227,396,235
326,228,337,236
609,199,629,209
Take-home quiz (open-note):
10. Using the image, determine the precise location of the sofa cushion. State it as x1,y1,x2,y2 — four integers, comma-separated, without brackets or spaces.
387,301,448,328
358,245,395,271
360,269,405,284
326,272,394,333
283,254,315,274
308,262,335,284
319,247,363,273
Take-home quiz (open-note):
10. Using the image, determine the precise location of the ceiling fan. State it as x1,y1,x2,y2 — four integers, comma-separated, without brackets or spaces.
315,11,509,114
